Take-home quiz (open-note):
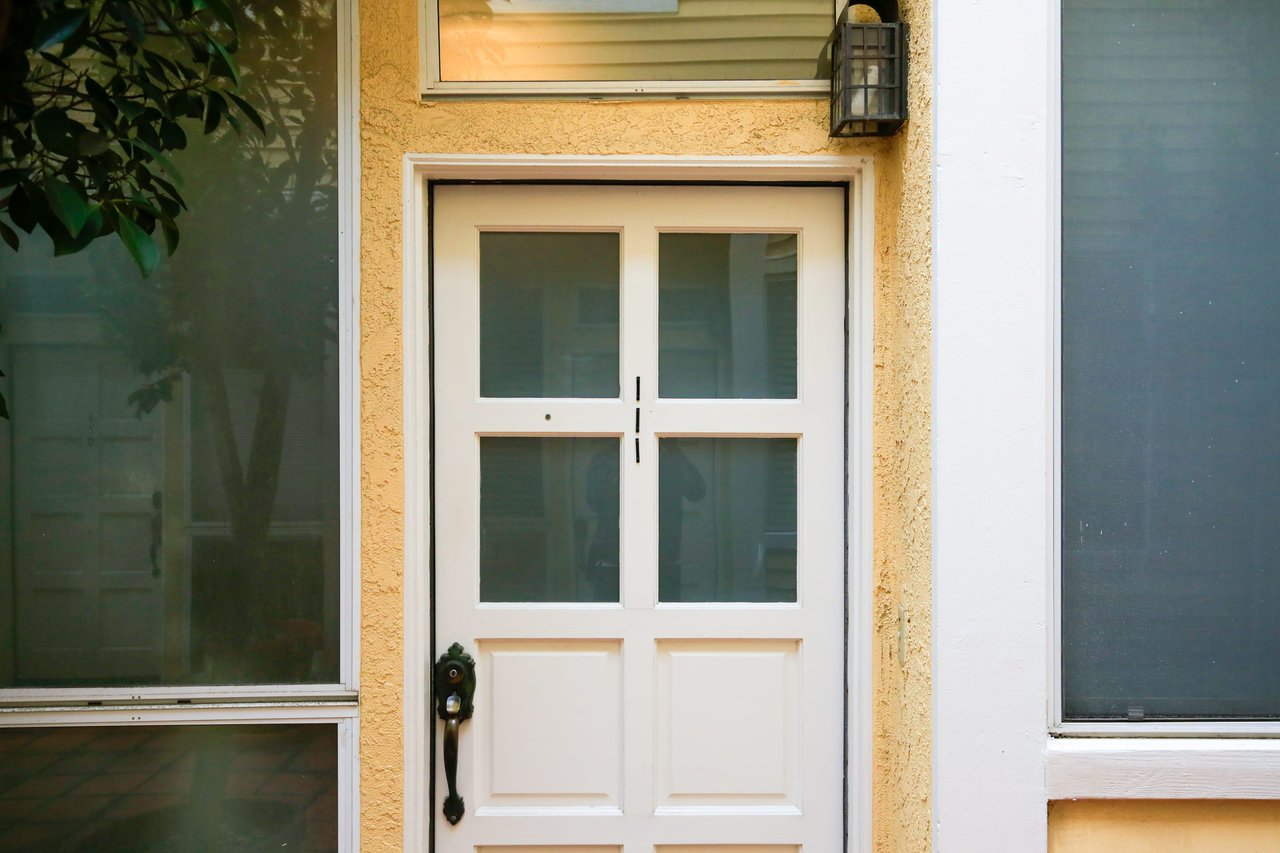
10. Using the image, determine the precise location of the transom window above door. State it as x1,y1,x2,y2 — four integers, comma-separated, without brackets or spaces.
423,0,841,96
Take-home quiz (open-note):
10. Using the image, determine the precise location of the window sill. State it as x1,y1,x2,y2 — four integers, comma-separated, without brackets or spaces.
420,81,829,101
1047,737,1280,800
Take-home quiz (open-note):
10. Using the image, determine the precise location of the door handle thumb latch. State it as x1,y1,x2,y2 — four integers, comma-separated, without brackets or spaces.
434,642,476,825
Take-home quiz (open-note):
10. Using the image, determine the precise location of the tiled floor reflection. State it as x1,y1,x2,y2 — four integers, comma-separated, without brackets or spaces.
0,724,337,852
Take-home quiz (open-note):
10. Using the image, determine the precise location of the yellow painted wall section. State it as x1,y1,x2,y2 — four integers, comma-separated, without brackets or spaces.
870,4,932,851
357,2,933,850
1051,801,1280,853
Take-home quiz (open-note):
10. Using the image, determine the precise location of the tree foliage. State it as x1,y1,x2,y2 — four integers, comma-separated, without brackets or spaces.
0,0,262,275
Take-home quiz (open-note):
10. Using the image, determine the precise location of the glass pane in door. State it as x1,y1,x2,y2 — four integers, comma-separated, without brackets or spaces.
659,233,798,399
480,232,620,398
658,438,798,603
480,437,620,602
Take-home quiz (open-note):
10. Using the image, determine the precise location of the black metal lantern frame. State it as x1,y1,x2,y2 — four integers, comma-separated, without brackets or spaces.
830,2,909,138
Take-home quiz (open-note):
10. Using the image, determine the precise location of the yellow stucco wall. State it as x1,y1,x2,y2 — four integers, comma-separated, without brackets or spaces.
357,1,933,850
1050,801,1280,852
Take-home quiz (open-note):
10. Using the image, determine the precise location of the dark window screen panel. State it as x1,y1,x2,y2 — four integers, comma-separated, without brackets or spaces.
0,724,338,851
1062,0,1280,719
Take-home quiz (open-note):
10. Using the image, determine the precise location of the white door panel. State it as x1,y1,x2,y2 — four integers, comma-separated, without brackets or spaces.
433,185,846,851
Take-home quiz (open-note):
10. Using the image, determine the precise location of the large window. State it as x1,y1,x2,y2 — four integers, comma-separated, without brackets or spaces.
1062,0,1280,720
0,0,354,848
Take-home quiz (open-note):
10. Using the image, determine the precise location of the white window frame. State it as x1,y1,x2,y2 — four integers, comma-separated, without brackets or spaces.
935,1,1280,849
400,153,876,853
419,0,842,98
0,0,361,847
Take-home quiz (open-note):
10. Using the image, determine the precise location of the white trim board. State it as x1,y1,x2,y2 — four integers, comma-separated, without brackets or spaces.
0,703,358,725
932,0,1053,850
1047,739,1280,800
401,153,875,853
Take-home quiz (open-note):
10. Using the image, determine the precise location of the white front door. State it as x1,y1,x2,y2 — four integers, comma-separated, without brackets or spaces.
433,184,847,851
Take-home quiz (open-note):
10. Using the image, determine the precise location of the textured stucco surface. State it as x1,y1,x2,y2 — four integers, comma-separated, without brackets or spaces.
869,3,933,852
357,0,933,849
1050,801,1280,852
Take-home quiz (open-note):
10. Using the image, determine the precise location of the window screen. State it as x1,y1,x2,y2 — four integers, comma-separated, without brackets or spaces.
0,0,341,690
1062,0,1280,719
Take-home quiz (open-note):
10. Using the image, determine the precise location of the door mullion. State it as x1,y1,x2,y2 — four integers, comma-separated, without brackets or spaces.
621,212,658,612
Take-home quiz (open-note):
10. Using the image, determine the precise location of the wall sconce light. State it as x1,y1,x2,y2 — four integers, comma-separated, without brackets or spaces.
830,1,908,138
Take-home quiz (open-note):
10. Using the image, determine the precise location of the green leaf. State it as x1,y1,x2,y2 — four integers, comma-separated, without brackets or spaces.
115,215,161,276
116,99,146,121
52,207,104,255
84,79,118,121
77,130,110,156
203,0,237,32
42,178,90,237
33,109,81,157
0,221,18,252
150,173,185,203
32,9,88,52
161,218,180,255
7,187,36,234
116,3,147,44
226,92,265,135
203,92,225,134
130,138,185,185
159,120,187,150
207,37,241,87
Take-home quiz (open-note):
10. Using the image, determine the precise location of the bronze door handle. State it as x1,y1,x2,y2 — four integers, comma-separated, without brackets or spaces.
434,643,476,825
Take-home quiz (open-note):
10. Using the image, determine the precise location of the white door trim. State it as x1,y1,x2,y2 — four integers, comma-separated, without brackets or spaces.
402,153,875,853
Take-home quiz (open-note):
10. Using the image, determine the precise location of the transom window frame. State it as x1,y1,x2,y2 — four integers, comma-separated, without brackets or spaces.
0,0,362,847
419,0,843,98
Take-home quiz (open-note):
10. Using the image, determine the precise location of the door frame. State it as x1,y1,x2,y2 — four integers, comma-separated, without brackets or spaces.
402,154,876,853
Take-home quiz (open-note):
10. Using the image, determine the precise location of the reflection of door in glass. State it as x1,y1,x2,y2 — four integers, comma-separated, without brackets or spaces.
433,184,848,850
13,344,165,683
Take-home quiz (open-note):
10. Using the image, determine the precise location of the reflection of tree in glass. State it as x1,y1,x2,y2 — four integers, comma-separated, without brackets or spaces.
96,0,338,674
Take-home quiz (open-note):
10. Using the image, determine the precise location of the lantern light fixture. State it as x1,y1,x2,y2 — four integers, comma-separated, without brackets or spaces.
829,1,909,138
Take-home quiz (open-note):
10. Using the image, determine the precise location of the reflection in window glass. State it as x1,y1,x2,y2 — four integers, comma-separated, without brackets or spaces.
481,437,620,603
438,0,833,83
659,233,798,399
1062,0,1280,718
0,0,340,687
480,232,621,399
659,438,797,603
0,724,337,851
